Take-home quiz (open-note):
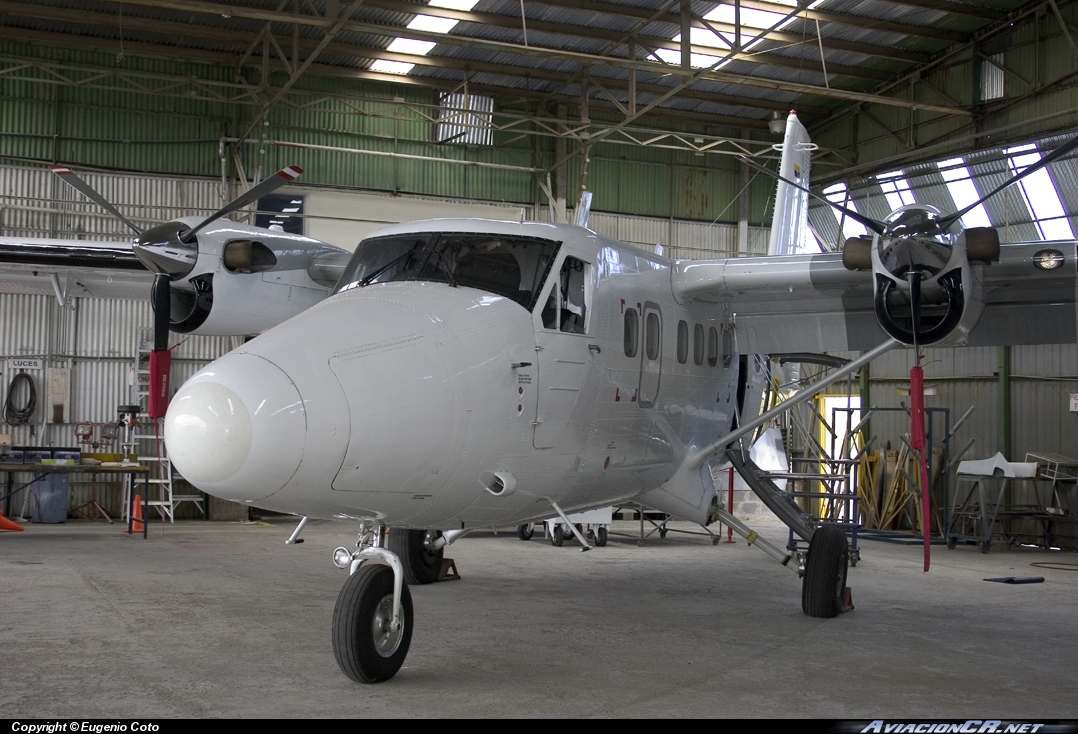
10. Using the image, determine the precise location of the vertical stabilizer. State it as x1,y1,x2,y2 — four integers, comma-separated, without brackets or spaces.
767,112,814,256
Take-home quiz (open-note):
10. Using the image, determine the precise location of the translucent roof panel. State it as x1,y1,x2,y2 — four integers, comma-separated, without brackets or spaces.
1005,144,1075,241
936,159,992,230
823,182,868,239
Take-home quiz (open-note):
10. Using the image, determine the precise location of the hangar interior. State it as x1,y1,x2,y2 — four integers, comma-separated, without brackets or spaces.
2,0,1078,716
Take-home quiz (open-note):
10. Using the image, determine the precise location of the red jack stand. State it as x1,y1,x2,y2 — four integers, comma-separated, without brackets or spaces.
437,558,461,581
841,587,855,613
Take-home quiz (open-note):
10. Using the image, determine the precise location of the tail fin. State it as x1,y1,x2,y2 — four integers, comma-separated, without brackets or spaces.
767,112,815,256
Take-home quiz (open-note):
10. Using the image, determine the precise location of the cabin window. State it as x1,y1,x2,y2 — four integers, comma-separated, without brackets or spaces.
693,324,704,366
707,327,719,367
624,309,639,357
645,312,660,360
334,232,560,310
676,320,688,364
722,327,734,367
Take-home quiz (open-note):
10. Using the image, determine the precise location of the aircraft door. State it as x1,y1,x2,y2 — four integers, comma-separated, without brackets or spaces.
637,301,662,408
533,255,596,449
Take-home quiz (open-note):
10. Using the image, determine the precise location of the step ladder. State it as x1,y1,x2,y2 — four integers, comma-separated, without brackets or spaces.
123,329,205,522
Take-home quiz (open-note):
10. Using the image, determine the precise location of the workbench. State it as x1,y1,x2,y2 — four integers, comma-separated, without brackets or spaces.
1,462,152,537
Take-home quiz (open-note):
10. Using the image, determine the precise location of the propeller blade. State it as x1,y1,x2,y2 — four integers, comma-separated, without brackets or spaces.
936,133,1078,232
738,154,886,235
49,165,143,235
181,165,303,243
151,272,171,351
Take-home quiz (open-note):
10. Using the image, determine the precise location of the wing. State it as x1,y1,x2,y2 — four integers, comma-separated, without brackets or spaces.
0,236,152,300
673,242,1078,353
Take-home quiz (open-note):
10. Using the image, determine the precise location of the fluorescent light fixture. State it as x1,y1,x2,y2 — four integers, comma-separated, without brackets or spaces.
282,207,300,213
937,158,992,229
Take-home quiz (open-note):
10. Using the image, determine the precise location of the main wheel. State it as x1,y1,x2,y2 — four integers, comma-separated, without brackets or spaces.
551,525,564,547
801,524,849,618
517,523,534,541
332,563,413,683
595,526,608,547
387,528,443,585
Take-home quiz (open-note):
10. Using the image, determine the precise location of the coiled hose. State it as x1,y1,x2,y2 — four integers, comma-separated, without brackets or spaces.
3,372,36,425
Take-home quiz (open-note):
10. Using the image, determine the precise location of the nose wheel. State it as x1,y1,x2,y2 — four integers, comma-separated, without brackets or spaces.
332,563,413,683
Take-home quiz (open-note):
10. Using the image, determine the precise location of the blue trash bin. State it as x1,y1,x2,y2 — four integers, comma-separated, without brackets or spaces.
31,473,70,523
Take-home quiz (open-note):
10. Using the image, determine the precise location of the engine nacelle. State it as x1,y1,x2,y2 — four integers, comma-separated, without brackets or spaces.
163,219,351,337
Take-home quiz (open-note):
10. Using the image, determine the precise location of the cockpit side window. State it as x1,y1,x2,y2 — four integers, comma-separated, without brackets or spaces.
333,232,560,310
538,256,591,333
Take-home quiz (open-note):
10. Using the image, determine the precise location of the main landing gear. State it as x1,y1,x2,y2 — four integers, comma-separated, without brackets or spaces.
801,524,850,618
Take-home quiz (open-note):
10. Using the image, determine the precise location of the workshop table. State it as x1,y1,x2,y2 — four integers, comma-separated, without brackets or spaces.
1,463,152,537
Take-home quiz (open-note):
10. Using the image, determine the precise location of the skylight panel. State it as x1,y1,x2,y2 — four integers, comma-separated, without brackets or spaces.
428,0,479,9
387,38,437,55
408,15,459,34
936,158,992,229
877,170,916,211
701,0,803,53
371,59,416,75
652,43,723,68
372,0,480,75
823,182,868,239
1005,144,1075,241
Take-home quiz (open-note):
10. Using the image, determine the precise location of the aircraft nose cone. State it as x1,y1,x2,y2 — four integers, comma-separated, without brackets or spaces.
165,353,306,501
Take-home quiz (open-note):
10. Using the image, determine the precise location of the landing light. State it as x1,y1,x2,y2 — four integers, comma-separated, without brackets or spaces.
333,547,353,569
1033,249,1065,270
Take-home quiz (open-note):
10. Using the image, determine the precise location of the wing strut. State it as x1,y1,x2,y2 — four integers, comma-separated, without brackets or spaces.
688,338,901,470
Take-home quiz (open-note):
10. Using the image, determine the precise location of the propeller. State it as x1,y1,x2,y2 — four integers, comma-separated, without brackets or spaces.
50,163,305,416
746,128,1078,572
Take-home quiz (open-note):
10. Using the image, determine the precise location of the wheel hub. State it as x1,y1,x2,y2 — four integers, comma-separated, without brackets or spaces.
371,594,403,658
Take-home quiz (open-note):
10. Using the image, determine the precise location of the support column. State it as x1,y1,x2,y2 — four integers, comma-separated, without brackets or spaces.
738,128,750,254
998,345,1011,459
555,104,567,223
859,356,870,442
680,1,691,72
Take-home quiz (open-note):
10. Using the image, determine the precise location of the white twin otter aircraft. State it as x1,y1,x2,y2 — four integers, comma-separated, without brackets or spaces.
11,114,1077,683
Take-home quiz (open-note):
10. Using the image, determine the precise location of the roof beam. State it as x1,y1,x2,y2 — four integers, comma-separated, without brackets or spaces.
95,0,933,64
362,0,893,82
737,0,970,42
872,0,1008,22
0,7,828,117
0,0,965,114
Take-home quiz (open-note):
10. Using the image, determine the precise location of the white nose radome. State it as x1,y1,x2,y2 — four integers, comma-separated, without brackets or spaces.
165,353,306,501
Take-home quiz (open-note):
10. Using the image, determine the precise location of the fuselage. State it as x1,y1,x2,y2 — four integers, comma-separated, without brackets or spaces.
165,219,760,529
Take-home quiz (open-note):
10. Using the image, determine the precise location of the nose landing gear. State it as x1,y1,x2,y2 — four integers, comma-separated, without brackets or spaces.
332,562,413,683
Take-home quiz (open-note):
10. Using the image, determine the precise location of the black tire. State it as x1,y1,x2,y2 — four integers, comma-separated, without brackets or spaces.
387,528,443,585
659,528,668,539
551,525,564,547
981,540,991,554
517,523,534,541
595,526,608,547
332,563,413,684
801,524,849,618
946,535,957,550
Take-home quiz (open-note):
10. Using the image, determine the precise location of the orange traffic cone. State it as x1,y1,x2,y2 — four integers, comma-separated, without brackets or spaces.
0,510,24,532
125,494,145,535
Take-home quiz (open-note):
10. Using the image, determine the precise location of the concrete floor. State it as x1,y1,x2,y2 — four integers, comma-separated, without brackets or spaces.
2,517,1076,718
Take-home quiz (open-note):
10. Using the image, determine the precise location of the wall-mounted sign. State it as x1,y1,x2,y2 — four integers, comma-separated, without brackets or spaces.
1070,394,1078,412
8,358,42,370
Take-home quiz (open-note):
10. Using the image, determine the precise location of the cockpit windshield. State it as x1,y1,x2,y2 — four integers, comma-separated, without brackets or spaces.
333,232,561,309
